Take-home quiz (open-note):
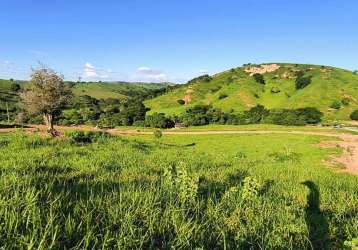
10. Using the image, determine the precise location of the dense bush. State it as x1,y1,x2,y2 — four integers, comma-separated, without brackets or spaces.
177,99,185,105
350,110,358,120
330,100,341,109
145,113,175,128
65,130,111,143
295,107,323,124
187,74,212,84
10,83,21,92
295,76,312,89
176,104,322,127
252,73,265,85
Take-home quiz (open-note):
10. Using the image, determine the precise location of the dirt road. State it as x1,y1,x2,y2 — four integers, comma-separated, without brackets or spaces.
1,125,357,175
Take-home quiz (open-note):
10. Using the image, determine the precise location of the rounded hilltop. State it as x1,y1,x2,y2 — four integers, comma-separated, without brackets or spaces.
145,63,358,121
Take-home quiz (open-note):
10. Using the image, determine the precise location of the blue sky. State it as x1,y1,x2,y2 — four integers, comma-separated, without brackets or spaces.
0,0,357,83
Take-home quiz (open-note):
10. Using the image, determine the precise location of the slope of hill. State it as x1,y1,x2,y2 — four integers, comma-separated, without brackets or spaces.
0,79,170,121
145,63,358,120
72,81,171,100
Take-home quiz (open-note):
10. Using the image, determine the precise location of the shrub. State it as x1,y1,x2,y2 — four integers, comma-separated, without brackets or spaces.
295,76,312,89
242,177,261,200
145,113,175,128
187,74,212,84
10,83,21,92
65,131,111,143
209,86,222,93
353,70,358,75
330,100,341,109
218,93,228,100
132,120,145,127
245,105,269,123
295,107,323,124
177,99,185,105
252,73,265,85
350,110,358,120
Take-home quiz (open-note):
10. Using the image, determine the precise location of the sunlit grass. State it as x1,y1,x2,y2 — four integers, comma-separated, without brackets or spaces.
0,132,357,249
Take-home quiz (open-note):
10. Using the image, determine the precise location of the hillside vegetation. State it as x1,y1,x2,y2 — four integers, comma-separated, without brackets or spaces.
145,63,358,121
0,79,169,122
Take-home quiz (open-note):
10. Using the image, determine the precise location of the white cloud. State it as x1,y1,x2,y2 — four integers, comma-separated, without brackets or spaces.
83,62,99,78
82,62,109,79
133,66,168,82
0,60,29,79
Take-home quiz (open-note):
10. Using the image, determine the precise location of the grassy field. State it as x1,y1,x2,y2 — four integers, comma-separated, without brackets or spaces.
145,63,358,121
0,131,357,249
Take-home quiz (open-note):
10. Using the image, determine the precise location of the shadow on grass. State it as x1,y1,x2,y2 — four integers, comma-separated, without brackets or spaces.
0,123,30,129
159,142,196,147
301,180,329,249
198,170,248,202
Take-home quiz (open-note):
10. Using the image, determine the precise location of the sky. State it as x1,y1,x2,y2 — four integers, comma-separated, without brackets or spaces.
0,0,357,83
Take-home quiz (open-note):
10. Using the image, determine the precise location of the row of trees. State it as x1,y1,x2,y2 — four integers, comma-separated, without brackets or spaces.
178,105,323,127
133,104,324,129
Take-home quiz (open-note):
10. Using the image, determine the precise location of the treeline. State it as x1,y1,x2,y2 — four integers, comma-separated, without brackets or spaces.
143,105,324,128
16,95,147,128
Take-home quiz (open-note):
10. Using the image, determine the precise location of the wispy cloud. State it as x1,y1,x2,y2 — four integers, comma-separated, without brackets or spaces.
131,66,168,82
82,62,114,80
0,60,29,79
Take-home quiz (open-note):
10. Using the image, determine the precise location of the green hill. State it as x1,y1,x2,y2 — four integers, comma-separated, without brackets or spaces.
0,79,170,121
145,63,358,121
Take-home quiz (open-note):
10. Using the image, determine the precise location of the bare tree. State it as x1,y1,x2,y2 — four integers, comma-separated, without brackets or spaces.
20,66,72,136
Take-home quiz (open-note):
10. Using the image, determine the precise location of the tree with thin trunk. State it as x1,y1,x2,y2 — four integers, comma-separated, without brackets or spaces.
20,66,72,136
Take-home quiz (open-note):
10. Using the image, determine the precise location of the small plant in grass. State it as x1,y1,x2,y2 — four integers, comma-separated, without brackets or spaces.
153,129,162,139
242,176,261,200
269,147,301,163
163,162,198,205
65,130,111,143
271,87,281,93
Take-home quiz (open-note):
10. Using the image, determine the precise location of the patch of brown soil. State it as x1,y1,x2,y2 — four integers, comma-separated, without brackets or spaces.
334,135,358,175
244,64,280,76
182,87,194,105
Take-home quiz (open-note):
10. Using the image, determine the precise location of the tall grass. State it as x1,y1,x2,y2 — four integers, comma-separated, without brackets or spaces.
0,132,357,249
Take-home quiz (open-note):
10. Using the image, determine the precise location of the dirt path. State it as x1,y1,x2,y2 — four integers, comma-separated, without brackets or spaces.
1,125,358,175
